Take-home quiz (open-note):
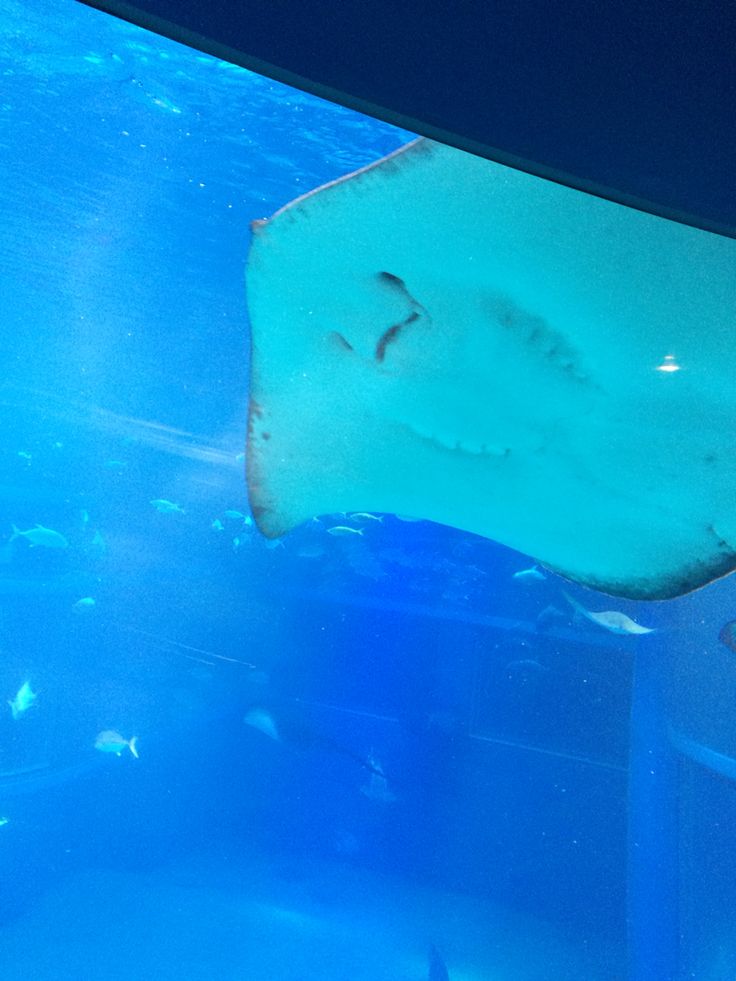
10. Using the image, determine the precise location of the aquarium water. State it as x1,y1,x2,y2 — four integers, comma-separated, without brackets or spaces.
0,2,735,978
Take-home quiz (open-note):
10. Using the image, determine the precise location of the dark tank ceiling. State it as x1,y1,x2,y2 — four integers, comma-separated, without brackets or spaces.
77,0,735,237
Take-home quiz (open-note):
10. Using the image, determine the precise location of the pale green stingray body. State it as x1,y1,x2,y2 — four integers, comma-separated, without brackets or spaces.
246,139,736,599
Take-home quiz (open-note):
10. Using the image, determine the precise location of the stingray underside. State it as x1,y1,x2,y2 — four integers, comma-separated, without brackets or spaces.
245,139,736,600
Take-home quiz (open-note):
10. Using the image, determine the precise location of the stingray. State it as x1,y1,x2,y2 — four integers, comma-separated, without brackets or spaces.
245,139,736,600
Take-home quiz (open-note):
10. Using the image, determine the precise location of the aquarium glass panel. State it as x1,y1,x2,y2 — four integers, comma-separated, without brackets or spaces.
1,2,735,979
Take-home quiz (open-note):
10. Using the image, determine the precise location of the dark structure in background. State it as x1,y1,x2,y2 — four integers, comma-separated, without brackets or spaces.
78,0,735,237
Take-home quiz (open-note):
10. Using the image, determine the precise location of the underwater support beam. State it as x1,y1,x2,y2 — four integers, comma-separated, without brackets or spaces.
627,644,680,980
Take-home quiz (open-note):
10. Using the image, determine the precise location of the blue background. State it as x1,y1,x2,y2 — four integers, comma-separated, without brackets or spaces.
1,2,735,978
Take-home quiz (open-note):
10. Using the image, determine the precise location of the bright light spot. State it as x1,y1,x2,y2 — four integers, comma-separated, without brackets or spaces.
656,354,680,372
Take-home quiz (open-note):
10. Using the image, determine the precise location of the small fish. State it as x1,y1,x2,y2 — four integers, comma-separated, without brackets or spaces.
563,592,655,635
90,529,106,553
17,451,32,463
504,659,551,687
223,509,245,521
296,544,326,559
428,945,450,981
94,730,139,758
9,681,37,720
235,452,246,464
211,519,224,531
536,604,564,630
72,597,96,613
360,755,396,803
349,512,384,523
150,499,185,515
79,509,90,525
10,523,69,549
244,708,279,741
264,538,284,549
394,514,424,522
0,817,9,828
512,564,546,583
327,525,363,537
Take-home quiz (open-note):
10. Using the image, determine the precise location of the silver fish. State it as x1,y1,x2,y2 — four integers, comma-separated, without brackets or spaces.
327,525,363,537
563,592,655,635
90,529,106,553
512,564,546,583
243,708,279,741
296,544,326,559
360,755,396,803
72,597,96,613
150,499,185,515
94,730,139,758
8,681,36,720
10,524,68,549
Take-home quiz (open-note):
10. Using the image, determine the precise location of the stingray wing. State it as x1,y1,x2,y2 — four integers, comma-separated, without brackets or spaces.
246,139,736,600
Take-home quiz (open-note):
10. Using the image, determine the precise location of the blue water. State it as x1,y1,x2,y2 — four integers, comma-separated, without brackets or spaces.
1,2,736,978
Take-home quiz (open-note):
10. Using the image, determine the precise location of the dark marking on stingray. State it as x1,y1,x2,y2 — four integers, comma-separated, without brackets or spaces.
706,523,732,550
378,271,406,289
330,331,354,352
375,323,402,362
374,271,430,363
489,294,588,383
376,312,420,362
261,432,271,441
